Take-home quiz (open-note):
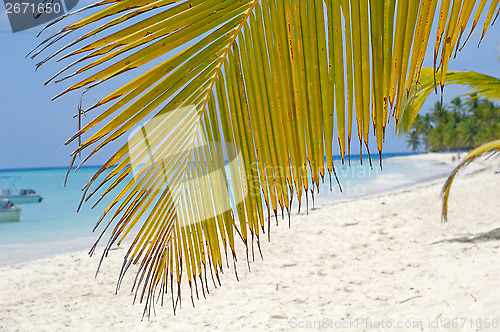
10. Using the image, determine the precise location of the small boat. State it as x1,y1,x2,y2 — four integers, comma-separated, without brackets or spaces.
0,176,43,204
0,199,21,222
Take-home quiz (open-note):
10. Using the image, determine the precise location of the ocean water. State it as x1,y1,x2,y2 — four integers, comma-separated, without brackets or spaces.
0,153,453,265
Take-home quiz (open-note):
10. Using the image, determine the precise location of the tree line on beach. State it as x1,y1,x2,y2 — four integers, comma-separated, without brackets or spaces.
406,96,500,152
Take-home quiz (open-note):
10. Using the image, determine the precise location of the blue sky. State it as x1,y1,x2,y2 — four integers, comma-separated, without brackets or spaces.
0,2,499,170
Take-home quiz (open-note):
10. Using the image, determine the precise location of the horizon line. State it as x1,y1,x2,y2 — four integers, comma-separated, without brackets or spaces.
0,152,421,172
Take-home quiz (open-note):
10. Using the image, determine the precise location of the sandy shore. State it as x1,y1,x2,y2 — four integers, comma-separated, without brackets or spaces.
1,153,499,331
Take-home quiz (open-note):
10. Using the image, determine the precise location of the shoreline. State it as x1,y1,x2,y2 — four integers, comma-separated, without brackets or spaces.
0,236,98,266
1,152,499,331
0,152,458,267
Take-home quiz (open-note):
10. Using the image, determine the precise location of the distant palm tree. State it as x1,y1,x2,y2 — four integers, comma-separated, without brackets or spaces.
465,95,481,114
457,116,482,148
412,113,433,137
443,118,459,148
31,0,500,313
406,130,421,151
476,99,500,141
430,101,448,123
450,97,463,115
429,123,447,151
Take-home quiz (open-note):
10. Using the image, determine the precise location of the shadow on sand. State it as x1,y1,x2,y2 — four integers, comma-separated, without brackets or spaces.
433,227,500,244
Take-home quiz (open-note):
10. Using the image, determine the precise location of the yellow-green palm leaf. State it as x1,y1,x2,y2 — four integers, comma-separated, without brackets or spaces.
442,139,500,220
30,0,500,314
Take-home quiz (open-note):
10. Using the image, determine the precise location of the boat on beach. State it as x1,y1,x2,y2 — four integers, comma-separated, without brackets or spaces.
0,177,43,204
0,199,21,222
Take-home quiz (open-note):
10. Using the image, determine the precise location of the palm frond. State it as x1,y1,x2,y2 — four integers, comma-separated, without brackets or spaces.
31,0,500,314
442,139,500,221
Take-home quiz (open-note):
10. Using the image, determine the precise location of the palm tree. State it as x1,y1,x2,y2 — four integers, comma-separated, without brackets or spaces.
414,113,434,150
30,0,500,313
429,101,448,123
476,99,500,142
406,130,421,151
450,97,463,115
412,114,431,137
457,116,482,148
442,118,459,149
428,123,447,151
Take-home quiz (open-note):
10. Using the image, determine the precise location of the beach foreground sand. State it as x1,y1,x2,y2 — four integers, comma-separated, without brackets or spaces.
1,153,499,331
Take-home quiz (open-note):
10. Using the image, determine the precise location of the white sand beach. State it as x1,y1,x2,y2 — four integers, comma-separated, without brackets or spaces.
1,153,499,331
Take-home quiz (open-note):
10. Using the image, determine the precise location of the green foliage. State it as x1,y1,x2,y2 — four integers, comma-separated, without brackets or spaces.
397,67,500,135
406,97,500,152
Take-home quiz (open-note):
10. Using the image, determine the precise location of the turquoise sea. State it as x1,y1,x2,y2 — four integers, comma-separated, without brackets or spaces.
0,153,453,265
